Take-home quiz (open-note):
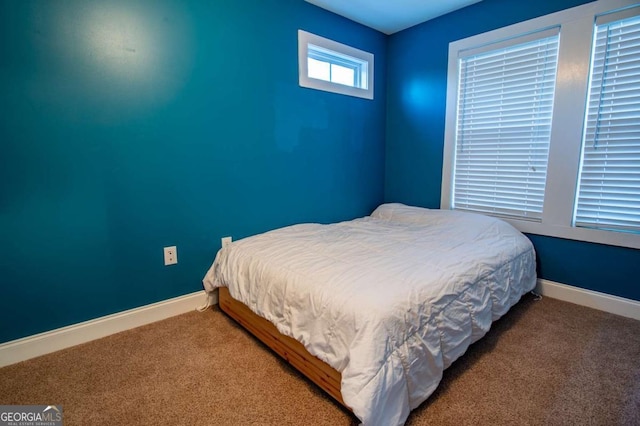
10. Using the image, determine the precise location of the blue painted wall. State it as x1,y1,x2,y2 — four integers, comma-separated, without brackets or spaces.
385,0,640,302
0,0,387,343
2,0,637,345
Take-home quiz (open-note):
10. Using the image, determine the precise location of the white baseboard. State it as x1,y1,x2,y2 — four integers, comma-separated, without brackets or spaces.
536,279,640,321
0,290,218,368
2,282,636,368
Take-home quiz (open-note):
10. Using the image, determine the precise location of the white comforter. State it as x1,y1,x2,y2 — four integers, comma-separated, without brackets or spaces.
202,204,536,425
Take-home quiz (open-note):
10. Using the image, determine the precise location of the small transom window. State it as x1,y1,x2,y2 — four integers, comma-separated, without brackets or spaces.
298,30,374,99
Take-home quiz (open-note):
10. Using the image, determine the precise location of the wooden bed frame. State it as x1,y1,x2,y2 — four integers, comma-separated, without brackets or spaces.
218,287,347,408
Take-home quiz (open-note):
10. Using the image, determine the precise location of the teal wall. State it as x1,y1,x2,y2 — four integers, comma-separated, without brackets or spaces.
2,0,638,345
0,0,387,343
384,0,640,302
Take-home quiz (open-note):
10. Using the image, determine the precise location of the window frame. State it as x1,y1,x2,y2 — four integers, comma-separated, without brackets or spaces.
573,8,640,233
452,28,560,222
298,30,374,100
442,0,640,250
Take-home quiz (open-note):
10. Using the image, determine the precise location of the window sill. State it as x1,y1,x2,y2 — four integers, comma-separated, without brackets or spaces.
502,217,640,250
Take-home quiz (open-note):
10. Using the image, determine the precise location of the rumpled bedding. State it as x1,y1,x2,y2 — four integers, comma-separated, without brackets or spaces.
202,204,536,425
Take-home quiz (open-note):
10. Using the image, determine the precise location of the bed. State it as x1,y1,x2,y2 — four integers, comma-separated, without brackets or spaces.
202,203,537,425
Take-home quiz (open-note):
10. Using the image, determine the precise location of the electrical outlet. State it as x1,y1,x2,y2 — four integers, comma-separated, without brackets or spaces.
164,246,177,265
221,236,232,248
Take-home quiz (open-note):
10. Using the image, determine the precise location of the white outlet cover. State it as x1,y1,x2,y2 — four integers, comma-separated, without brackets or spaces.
221,237,232,248
164,246,178,266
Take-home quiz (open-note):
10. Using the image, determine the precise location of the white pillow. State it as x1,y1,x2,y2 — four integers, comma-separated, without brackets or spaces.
370,203,432,223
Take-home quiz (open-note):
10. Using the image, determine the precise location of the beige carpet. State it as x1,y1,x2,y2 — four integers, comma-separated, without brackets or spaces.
1,294,639,425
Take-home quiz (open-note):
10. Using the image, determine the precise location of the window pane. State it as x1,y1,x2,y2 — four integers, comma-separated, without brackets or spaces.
453,34,559,220
301,34,372,97
308,57,330,82
574,14,640,233
331,64,355,87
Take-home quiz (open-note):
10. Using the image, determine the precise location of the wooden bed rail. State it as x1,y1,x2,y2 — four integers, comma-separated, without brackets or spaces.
218,287,348,408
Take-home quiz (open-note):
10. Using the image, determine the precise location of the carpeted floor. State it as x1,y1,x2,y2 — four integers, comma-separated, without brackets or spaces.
0,294,639,425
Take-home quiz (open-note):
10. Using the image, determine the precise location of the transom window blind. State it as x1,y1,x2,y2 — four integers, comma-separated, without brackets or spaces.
453,32,559,220
574,13,640,233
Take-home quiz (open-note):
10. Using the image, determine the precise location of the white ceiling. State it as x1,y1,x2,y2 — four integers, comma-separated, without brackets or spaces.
305,0,482,35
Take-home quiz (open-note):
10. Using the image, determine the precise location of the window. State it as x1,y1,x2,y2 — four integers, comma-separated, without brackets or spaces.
307,45,363,87
442,0,640,249
574,11,640,233
298,30,374,99
453,31,559,220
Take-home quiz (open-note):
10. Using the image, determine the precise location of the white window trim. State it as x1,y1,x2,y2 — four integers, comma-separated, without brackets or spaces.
442,0,640,250
298,29,374,100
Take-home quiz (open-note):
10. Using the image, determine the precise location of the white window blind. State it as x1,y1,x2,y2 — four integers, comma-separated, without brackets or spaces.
575,13,640,233
453,32,559,220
